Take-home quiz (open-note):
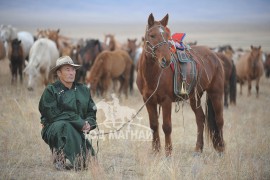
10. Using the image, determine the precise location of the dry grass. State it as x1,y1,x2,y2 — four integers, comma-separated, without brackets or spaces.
0,55,270,180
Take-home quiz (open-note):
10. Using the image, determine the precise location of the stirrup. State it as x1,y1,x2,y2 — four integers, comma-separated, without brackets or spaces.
180,81,187,95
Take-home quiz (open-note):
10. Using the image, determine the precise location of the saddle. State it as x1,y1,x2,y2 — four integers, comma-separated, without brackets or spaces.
170,46,197,97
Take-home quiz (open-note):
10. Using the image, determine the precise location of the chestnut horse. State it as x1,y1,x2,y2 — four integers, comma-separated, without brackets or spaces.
216,52,237,108
85,49,132,98
236,45,264,97
136,14,225,156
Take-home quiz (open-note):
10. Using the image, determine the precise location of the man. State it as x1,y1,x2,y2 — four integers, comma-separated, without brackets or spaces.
39,56,97,170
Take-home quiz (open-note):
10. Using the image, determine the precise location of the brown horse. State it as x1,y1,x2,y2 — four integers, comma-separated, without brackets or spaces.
79,39,104,82
236,45,264,97
136,13,225,156
85,49,132,98
10,39,24,84
36,28,74,56
264,53,270,78
104,34,122,51
216,52,237,108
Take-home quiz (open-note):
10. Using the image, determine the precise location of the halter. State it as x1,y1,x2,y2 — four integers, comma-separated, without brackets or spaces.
145,24,170,60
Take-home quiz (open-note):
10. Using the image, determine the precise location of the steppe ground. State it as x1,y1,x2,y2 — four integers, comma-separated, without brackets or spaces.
0,23,270,179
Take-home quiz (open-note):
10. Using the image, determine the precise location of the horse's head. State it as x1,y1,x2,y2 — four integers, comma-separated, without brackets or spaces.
85,57,104,94
250,45,262,67
127,38,138,58
80,39,102,66
144,13,171,68
104,34,116,51
0,25,17,42
24,64,40,91
36,29,47,39
11,39,22,58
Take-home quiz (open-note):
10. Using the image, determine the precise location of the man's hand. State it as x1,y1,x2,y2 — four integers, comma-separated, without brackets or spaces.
82,121,91,133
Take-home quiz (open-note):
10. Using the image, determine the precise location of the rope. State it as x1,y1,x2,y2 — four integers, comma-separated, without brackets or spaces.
89,68,164,138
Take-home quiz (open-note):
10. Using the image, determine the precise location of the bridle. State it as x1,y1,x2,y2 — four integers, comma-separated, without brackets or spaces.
144,24,171,62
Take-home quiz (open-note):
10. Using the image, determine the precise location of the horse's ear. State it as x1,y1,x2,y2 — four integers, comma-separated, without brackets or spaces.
57,29,60,33
148,13,155,27
251,45,253,50
18,40,21,44
160,14,169,27
258,45,261,50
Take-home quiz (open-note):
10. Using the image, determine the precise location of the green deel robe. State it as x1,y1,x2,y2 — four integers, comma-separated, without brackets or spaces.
39,80,97,165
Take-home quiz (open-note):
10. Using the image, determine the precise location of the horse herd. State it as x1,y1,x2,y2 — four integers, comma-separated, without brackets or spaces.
0,25,143,95
0,14,269,156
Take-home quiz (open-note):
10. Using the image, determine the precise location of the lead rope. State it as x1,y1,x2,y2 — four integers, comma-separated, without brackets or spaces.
88,68,165,156
92,68,164,137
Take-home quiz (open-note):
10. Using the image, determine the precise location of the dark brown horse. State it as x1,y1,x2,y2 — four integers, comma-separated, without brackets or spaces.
136,13,225,156
236,45,264,97
0,40,6,60
216,52,237,108
79,39,104,82
10,38,24,84
264,53,270,78
85,49,132,98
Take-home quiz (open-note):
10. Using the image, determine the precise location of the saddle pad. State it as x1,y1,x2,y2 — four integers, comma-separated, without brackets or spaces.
171,50,197,96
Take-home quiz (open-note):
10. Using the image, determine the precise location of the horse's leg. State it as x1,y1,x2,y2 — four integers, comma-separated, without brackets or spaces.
103,76,111,99
129,64,135,94
161,100,172,156
11,63,16,84
117,77,124,98
239,81,243,95
145,100,160,153
190,93,205,153
19,63,23,84
224,81,229,108
123,76,129,99
248,78,252,96
207,92,225,153
256,77,260,98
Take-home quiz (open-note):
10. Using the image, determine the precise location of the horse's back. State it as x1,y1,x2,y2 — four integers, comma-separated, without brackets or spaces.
191,45,224,88
28,38,59,69
17,31,34,59
100,50,132,77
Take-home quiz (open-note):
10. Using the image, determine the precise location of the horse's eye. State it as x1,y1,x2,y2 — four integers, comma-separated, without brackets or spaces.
150,35,155,39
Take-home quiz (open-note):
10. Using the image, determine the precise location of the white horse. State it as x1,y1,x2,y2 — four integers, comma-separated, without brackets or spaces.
0,25,34,61
24,38,59,91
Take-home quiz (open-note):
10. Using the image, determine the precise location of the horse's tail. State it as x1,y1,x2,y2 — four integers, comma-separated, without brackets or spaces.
229,60,237,105
205,95,221,149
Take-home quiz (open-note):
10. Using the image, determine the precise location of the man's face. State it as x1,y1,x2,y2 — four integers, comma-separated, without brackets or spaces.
57,65,76,84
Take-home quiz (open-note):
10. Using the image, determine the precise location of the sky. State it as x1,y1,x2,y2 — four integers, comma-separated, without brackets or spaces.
0,0,270,27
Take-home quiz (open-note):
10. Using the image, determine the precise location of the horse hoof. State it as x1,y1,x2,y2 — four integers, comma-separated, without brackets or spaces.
193,151,201,157
217,151,224,158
